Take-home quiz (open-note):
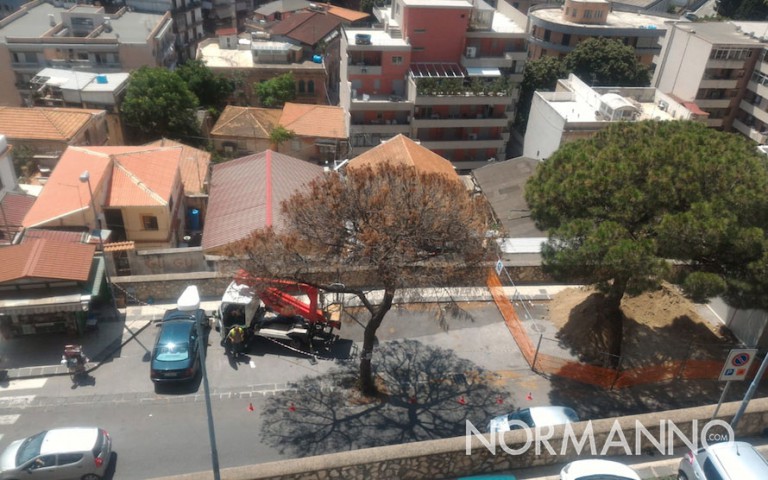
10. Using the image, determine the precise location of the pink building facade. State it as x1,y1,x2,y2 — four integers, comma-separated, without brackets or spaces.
340,0,527,169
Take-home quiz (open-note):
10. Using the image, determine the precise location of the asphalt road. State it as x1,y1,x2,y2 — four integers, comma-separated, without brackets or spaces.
0,302,522,479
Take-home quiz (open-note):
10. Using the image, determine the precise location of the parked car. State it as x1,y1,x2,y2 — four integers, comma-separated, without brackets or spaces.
560,459,640,480
678,440,768,480
150,318,204,383
0,427,111,480
489,406,579,433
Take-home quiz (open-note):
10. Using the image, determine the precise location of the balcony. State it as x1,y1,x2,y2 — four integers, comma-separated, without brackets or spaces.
739,100,768,125
694,98,732,109
733,118,767,143
350,92,413,111
348,64,382,76
461,55,512,69
411,114,509,129
707,59,748,69
415,93,513,106
749,80,768,100
350,122,410,135
418,137,506,151
699,78,739,89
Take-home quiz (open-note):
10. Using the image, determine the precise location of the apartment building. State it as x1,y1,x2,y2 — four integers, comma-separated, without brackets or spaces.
653,21,768,142
524,73,708,159
126,0,205,62
340,0,527,169
197,30,328,105
527,0,669,66
0,0,175,106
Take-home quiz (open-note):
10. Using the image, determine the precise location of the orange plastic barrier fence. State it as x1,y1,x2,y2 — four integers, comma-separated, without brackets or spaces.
487,270,726,389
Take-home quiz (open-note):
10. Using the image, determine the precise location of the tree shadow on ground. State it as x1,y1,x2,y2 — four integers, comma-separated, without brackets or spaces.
260,339,508,457
546,372,762,423
555,293,737,369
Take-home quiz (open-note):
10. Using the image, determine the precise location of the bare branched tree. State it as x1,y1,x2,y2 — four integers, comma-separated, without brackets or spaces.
227,163,492,395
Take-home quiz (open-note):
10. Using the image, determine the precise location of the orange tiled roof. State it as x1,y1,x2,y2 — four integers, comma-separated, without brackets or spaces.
108,148,181,207
22,145,181,228
0,107,102,141
210,106,282,139
346,134,458,178
145,138,211,195
0,238,95,283
104,241,135,252
325,3,369,22
280,103,346,139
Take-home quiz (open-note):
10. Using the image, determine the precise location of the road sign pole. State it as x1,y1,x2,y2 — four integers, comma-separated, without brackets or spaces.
731,352,768,431
711,380,732,420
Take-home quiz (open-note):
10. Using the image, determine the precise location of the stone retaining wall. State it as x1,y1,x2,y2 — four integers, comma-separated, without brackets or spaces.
151,398,768,480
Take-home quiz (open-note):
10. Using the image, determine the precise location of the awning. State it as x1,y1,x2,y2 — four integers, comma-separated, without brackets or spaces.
0,292,89,315
87,255,105,298
466,67,501,78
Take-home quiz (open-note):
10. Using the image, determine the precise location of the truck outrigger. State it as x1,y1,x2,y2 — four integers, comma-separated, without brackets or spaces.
215,270,341,353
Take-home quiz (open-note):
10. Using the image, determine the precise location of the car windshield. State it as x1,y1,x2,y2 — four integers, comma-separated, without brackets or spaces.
16,431,45,465
574,476,635,480
155,342,190,361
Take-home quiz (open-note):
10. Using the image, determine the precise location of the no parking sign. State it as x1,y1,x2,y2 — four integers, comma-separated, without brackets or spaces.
719,348,758,381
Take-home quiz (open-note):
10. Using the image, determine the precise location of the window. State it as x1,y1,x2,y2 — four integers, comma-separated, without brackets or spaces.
392,56,403,65
414,28,426,33
572,9,577,17
291,139,301,151
562,34,571,46
308,80,315,93
142,215,159,231
584,10,592,18
544,30,550,42
57,453,84,466
298,79,305,93
701,459,723,480
595,10,603,18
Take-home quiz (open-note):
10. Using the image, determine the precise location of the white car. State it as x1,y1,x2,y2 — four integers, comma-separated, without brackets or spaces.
560,459,641,480
489,406,579,433
0,427,112,480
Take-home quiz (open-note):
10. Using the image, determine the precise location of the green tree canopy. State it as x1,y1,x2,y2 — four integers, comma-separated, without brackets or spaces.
176,59,235,114
255,72,296,107
229,163,491,395
120,66,200,142
269,125,295,152
516,40,650,131
716,0,768,19
525,121,768,357
515,56,568,129
563,38,650,87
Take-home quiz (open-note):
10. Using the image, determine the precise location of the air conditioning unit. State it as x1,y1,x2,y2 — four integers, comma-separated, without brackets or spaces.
466,46,477,58
658,100,668,111
468,133,478,140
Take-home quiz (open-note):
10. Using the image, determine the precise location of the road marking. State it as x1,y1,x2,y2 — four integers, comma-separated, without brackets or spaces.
249,360,256,369
0,414,20,425
0,378,47,391
0,395,35,408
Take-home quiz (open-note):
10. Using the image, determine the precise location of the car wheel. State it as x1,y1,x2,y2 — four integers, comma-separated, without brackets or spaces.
677,471,688,480
82,474,102,480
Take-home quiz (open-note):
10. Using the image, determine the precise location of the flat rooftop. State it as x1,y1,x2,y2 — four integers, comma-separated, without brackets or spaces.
542,92,674,122
34,68,129,92
531,6,669,31
681,21,766,46
345,28,409,48
0,2,168,44
401,0,472,8
198,40,325,69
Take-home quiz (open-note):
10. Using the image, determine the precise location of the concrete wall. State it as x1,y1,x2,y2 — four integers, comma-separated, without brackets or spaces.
523,92,566,160
150,397,768,480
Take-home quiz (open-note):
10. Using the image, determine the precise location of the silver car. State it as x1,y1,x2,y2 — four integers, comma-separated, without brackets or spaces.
489,406,579,433
678,440,768,480
0,427,112,480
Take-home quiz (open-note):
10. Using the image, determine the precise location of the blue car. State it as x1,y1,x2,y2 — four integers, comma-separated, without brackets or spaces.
150,319,202,383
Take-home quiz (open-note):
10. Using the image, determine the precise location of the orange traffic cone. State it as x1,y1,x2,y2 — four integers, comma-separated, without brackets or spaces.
457,395,467,406
496,396,504,405
288,402,296,412
526,392,533,401
247,402,254,412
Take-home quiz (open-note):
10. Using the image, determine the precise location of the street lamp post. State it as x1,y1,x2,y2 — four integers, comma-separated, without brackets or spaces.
79,170,119,316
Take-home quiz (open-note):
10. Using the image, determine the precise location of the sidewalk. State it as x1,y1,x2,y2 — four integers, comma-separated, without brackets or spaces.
0,299,221,381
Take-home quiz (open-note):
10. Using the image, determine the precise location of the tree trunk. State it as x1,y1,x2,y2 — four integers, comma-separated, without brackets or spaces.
604,277,628,366
359,289,395,396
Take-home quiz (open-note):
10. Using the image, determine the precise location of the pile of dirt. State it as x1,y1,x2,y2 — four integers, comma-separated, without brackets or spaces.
548,283,735,367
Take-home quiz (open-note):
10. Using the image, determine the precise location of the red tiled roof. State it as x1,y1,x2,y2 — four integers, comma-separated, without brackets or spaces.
0,107,102,141
210,106,282,139
22,146,111,229
20,229,90,244
280,103,346,139
145,139,211,195
270,11,342,45
202,150,324,253
325,3,369,22
108,148,180,207
347,134,459,179
0,192,36,228
22,145,181,228
216,27,238,35
0,238,95,283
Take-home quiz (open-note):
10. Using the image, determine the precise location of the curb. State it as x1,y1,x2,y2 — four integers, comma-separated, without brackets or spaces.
2,316,154,381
